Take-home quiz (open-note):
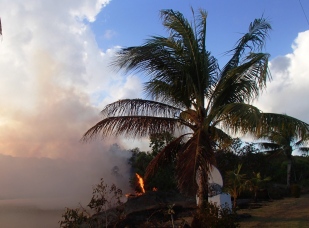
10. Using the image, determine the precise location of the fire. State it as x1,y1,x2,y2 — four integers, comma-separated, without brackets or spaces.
125,174,158,199
135,173,145,194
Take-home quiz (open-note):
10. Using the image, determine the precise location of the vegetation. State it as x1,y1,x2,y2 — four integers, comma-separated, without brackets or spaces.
59,178,124,228
225,164,247,209
128,132,178,192
82,8,309,227
247,172,271,202
60,135,309,227
256,129,309,188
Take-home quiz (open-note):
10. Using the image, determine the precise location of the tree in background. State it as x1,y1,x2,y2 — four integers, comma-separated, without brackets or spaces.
149,131,174,156
256,129,309,188
83,9,309,213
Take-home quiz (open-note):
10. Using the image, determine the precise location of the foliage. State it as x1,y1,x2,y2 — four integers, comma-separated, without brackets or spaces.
59,178,124,228
215,150,239,181
128,147,178,192
216,138,309,199
246,172,271,202
256,130,309,187
225,164,247,209
59,207,89,228
128,148,153,176
216,138,266,181
191,202,239,228
149,131,175,156
128,132,178,192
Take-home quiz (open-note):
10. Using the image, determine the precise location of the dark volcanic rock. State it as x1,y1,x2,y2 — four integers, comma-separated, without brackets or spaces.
119,191,196,227
124,190,196,214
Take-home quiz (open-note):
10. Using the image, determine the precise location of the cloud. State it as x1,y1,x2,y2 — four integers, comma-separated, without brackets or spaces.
103,29,117,39
98,74,143,107
254,30,309,124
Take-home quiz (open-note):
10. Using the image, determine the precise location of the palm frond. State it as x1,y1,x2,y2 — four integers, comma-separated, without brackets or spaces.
144,79,192,108
210,126,233,149
260,113,309,138
221,17,271,75
294,138,305,146
160,9,198,63
196,9,207,54
298,147,309,152
257,142,281,150
211,53,270,109
213,103,262,135
82,116,181,141
101,99,183,118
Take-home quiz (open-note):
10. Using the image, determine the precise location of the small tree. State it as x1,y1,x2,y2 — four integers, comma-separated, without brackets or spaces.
247,172,271,202
225,164,247,209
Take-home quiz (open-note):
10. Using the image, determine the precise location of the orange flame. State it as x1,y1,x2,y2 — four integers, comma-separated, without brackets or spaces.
136,173,145,193
152,187,158,191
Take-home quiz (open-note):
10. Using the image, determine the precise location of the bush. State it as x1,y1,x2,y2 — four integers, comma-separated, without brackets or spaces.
59,178,125,228
59,207,88,228
191,203,239,228
267,184,290,200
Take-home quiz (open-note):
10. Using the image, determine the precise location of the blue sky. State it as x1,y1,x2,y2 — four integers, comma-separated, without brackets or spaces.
92,0,309,61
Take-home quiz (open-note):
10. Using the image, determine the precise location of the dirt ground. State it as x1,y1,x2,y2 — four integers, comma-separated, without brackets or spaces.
238,194,309,227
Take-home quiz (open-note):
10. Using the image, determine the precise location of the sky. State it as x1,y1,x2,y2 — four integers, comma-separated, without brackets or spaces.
0,0,308,218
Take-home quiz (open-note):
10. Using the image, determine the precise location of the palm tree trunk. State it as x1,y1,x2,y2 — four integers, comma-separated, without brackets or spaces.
287,158,292,188
232,191,238,209
197,170,208,209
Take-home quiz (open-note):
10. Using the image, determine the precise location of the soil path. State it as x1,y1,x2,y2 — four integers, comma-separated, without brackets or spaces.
238,194,309,227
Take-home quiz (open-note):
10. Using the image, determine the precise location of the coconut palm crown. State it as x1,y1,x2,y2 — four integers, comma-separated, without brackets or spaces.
83,9,309,208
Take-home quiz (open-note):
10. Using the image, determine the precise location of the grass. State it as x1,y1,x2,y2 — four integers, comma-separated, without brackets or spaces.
238,194,309,227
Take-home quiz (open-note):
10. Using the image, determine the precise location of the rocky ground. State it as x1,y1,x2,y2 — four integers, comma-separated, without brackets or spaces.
90,189,309,227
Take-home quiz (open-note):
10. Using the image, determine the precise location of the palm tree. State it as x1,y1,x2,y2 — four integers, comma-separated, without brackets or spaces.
225,164,247,209
256,129,309,188
247,172,271,202
83,9,309,210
